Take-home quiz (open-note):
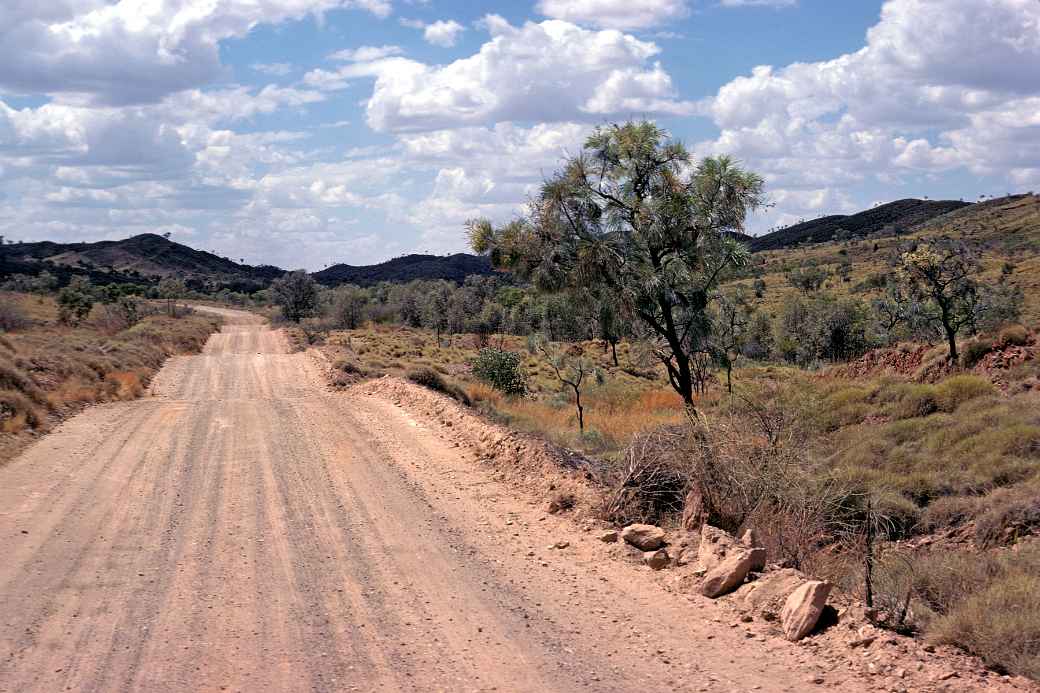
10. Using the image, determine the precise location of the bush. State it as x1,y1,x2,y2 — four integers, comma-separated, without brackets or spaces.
928,554,1040,679
406,367,471,406
0,300,28,332
471,348,527,395
974,485,1040,547
933,375,995,413
997,324,1030,348
886,383,938,419
960,337,994,368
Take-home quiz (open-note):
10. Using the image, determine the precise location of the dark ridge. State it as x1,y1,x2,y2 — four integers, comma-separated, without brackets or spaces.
749,199,971,252
313,253,495,287
0,233,283,291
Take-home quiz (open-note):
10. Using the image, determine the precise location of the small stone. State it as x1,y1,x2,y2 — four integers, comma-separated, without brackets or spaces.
644,549,670,570
597,530,619,543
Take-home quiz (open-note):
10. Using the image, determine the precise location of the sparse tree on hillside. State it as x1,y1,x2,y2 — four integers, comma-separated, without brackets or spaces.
786,263,829,293
329,284,369,329
271,270,318,323
421,281,453,344
894,239,989,364
468,121,764,410
57,277,94,326
157,277,186,316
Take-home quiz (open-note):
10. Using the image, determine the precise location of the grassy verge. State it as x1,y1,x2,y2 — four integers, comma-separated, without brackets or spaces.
0,291,220,459
318,324,689,456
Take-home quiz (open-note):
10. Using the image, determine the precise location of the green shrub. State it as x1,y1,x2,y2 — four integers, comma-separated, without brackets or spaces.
960,337,994,368
933,375,995,412
471,348,527,395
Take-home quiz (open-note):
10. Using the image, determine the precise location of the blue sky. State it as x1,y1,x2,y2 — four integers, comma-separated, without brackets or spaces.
1,0,1038,269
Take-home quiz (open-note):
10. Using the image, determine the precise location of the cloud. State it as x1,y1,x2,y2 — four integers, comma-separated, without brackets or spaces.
719,0,797,7
251,62,294,76
328,45,404,62
695,0,1040,231
0,0,392,105
422,20,466,47
536,0,689,29
354,16,694,132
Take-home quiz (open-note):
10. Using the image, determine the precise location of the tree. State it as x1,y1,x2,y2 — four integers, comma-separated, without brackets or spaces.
329,284,369,329
57,277,94,326
468,121,764,409
895,239,983,364
271,270,318,323
157,277,186,317
710,289,753,393
421,281,452,344
536,337,600,433
786,263,829,293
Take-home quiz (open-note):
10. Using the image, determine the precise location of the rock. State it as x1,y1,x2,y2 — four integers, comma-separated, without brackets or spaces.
699,548,766,598
644,549,670,570
597,530,619,543
741,528,759,547
740,568,805,617
696,524,737,572
780,580,832,641
621,523,666,550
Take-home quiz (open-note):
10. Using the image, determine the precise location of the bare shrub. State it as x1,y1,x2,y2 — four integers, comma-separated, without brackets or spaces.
0,299,28,332
601,425,694,526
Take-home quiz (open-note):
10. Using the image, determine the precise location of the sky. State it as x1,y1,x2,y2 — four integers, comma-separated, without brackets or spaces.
1,0,1038,270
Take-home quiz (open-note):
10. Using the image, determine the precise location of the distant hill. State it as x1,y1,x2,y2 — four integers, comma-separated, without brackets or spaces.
748,198,970,252
0,233,283,291
313,253,495,287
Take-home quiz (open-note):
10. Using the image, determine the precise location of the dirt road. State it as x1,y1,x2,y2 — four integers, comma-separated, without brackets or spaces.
0,309,868,692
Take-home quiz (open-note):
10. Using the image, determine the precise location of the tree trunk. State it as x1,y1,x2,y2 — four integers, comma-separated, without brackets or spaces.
726,360,733,394
939,300,959,364
573,386,584,433
610,341,618,367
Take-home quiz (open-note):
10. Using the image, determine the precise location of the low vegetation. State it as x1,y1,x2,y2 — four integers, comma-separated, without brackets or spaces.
0,290,219,453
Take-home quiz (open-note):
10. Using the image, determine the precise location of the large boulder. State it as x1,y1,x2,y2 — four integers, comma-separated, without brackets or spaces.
621,524,666,551
699,548,766,598
696,524,737,572
780,580,832,641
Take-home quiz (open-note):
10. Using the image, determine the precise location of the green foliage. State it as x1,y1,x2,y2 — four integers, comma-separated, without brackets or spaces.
271,270,318,323
775,293,875,365
471,348,528,395
468,120,764,406
56,278,94,326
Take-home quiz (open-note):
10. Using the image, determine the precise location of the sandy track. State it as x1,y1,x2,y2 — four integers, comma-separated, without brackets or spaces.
1,309,874,692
